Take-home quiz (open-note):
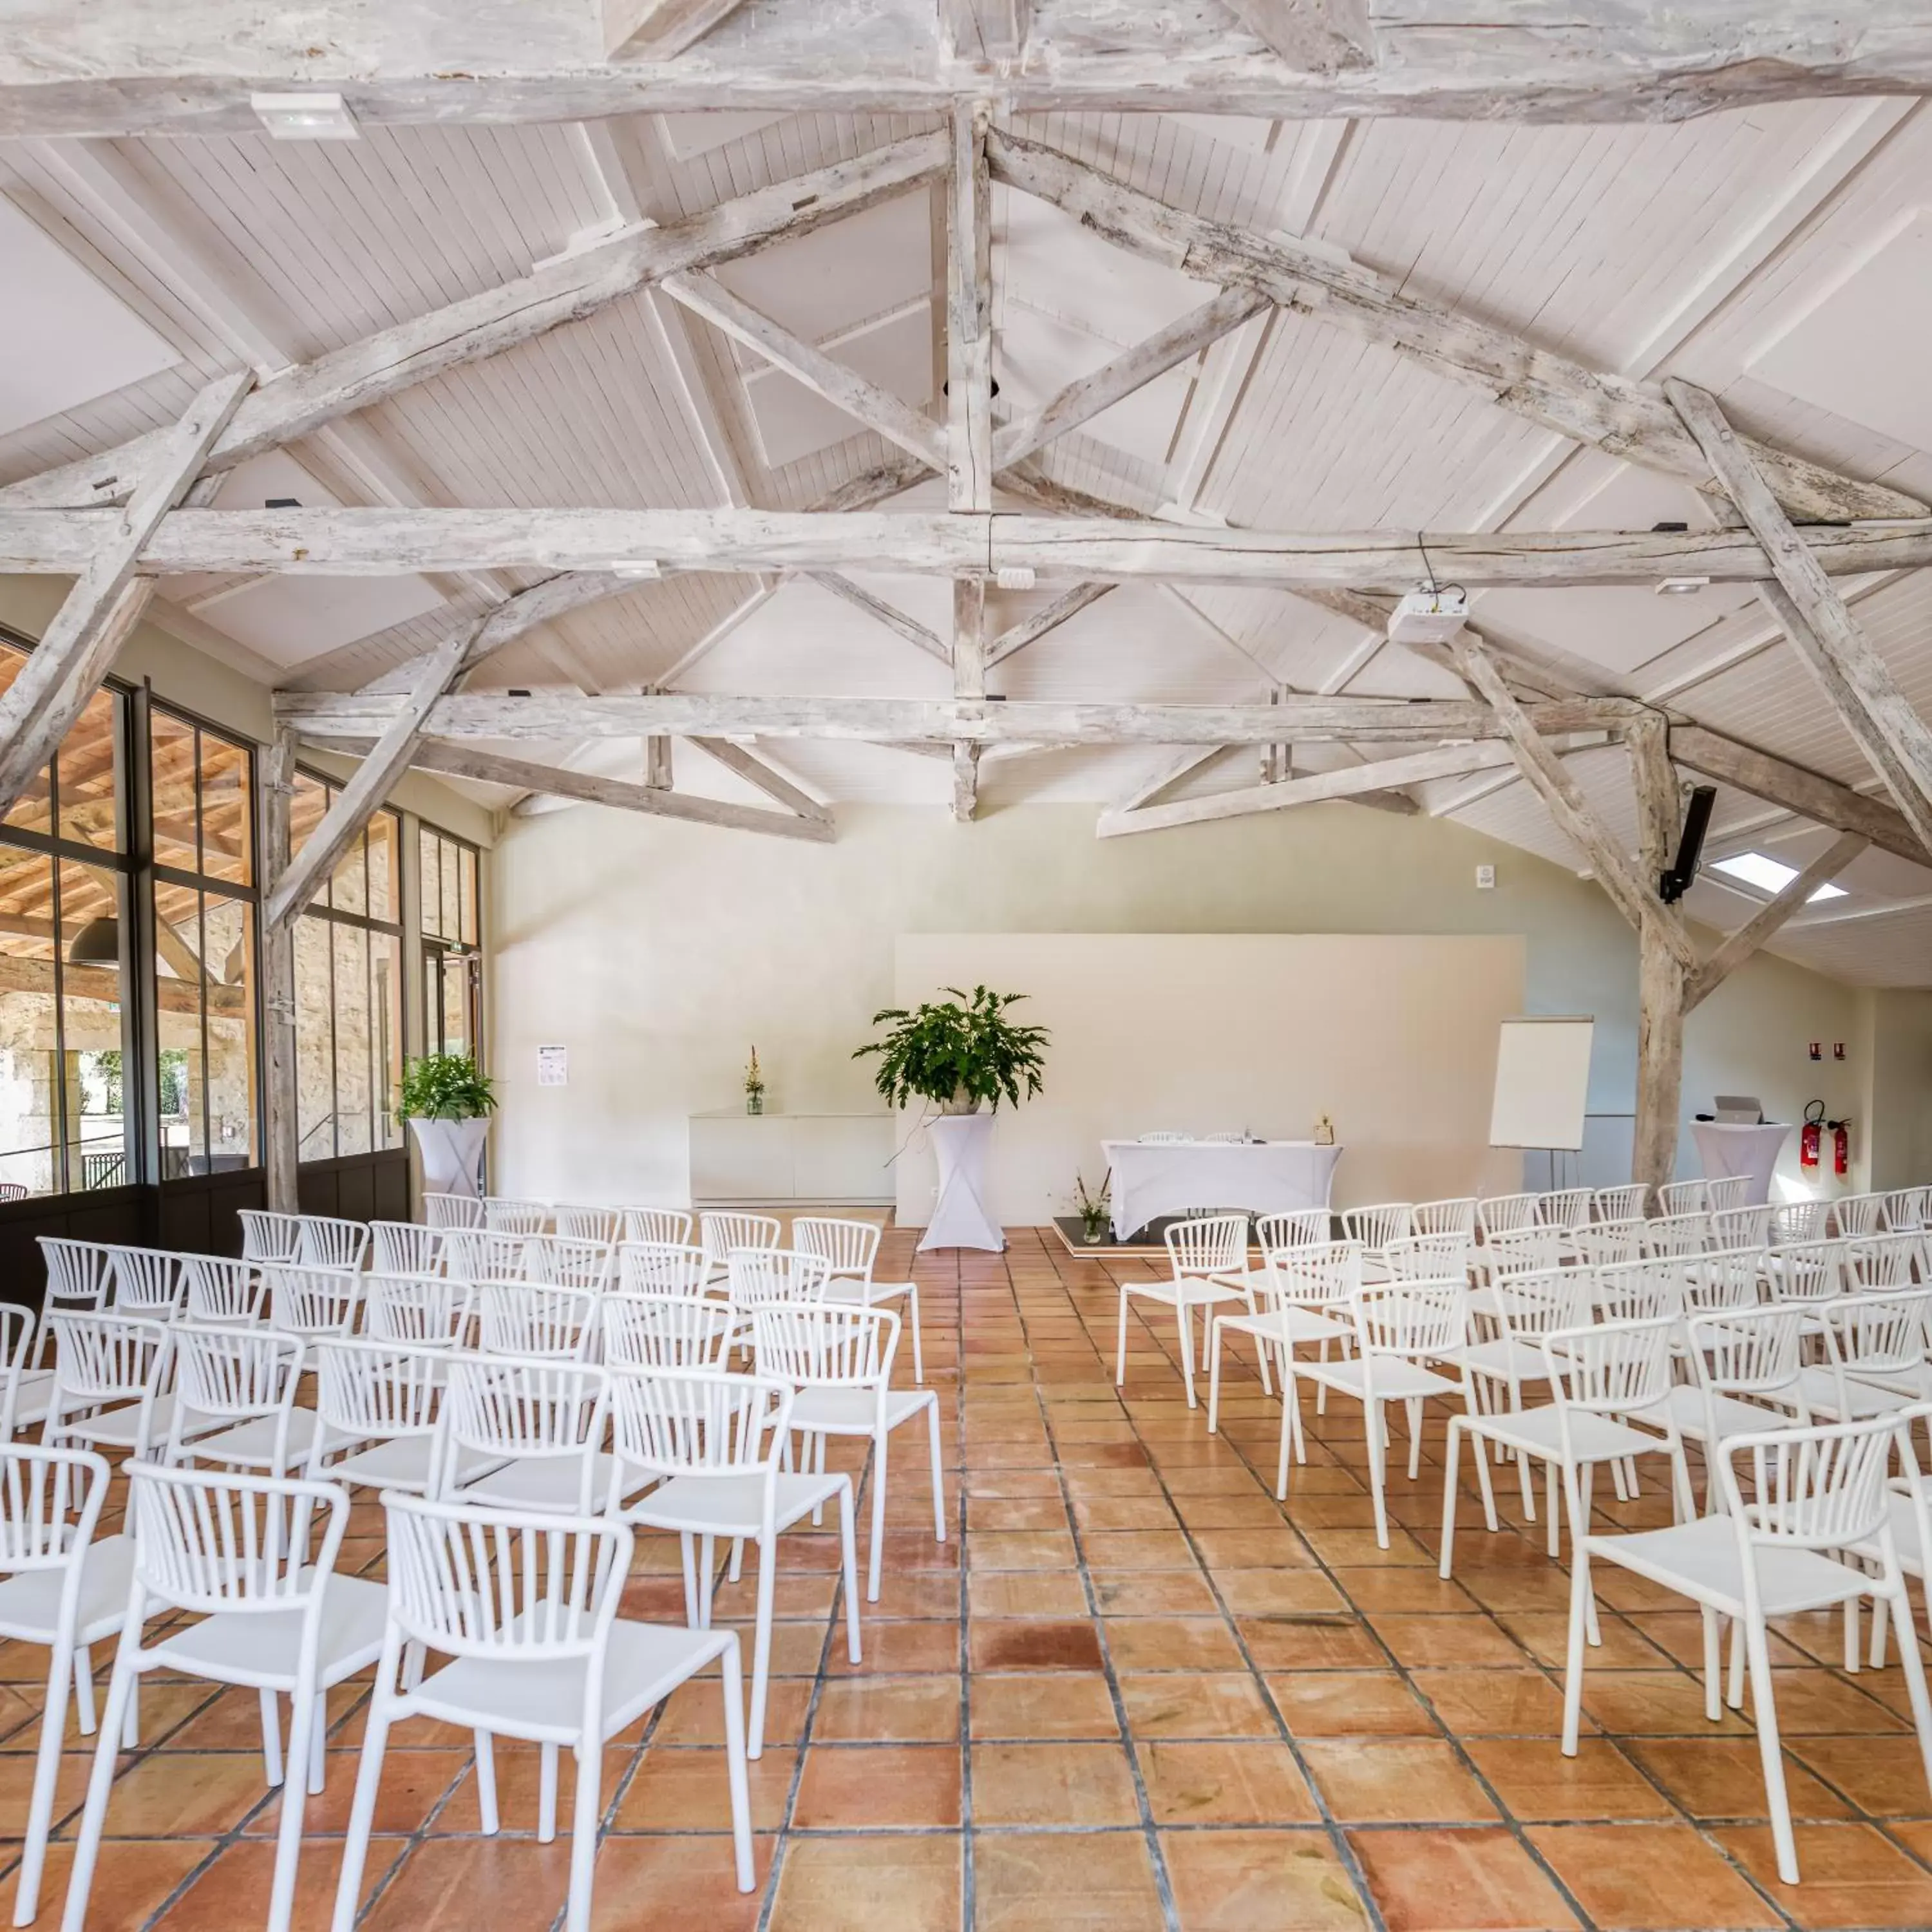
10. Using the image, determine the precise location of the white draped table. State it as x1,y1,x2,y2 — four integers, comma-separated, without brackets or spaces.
1691,1121,1791,1207
1103,1139,1344,1240
919,1112,1005,1253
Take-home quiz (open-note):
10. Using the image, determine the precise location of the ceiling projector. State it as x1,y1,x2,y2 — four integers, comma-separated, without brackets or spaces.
1386,586,1470,645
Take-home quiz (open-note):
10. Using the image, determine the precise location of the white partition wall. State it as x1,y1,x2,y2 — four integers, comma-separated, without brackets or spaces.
892,934,1528,1228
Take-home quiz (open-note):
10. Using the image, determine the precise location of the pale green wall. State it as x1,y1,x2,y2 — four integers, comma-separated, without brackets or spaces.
488,799,1875,1208
1865,990,1932,1190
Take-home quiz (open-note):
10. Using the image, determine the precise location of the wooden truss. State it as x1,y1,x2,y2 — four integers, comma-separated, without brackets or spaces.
8,115,1932,1209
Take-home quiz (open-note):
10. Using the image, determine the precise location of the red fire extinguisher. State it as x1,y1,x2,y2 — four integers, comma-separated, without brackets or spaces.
1830,1117,1852,1178
1800,1099,1824,1170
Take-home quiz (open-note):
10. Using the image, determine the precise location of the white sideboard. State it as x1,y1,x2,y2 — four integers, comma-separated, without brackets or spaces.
688,1110,897,1205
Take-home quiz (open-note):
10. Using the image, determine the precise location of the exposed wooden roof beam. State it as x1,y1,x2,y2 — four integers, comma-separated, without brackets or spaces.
1223,1,1374,75
0,131,951,512
1685,831,1870,1010
11,9,1932,133
987,127,1924,525
20,507,1932,588
805,571,951,664
603,0,752,61
985,583,1115,667
281,689,1636,745
939,0,1028,66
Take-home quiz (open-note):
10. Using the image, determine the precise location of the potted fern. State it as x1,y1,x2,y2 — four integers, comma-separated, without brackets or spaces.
854,984,1048,1116
399,1052,495,1198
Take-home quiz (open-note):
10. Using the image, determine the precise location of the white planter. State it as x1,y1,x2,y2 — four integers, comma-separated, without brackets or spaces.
410,1116,489,1198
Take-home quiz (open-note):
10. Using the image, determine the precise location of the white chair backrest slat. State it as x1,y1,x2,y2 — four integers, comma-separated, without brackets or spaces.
180,1256,265,1326
238,1210,304,1264
616,1241,710,1300
1255,1209,1330,1253
700,1211,782,1273
473,1280,601,1361
422,1193,485,1230
1412,1198,1477,1239
623,1206,695,1248
600,1293,735,1370
1165,1215,1248,1278
364,1273,471,1349
370,1221,446,1277
793,1217,882,1280
296,1215,370,1271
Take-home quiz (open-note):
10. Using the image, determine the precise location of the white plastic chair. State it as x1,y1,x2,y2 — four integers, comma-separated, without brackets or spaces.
240,1209,305,1264
1280,1276,1477,1545
1850,1233,1922,1293
1835,1191,1889,1239
1681,1246,1768,1314
1643,1211,1710,1258
1479,1224,1566,1283
1636,1303,1809,1512
163,1325,314,1479
1591,1257,1685,1325
1658,1180,1709,1217
1477,1193,1539,1238
753,1303,945,1602
32,1239,116,1367
296,1214,370,1271
0,1444,129,1927
1536,1187,1593,1235
1572,1218,1646,1267
1882,1186,1929,1235
1383,1232,1472,1282
795,1215,927,1385
1707,1175,1752,1213
1343,1202,1414,1255
63,1463,385,1932
1766,1237,1847,1321
1593,1184,1649,1223
1412,1198,1477,1239
605,1365,859,1756
180,1255,267,1327
701,1211,782,1282
370,1220,446,1276
444,1226,532,1285
554,1204,624,1244
266,1263,362,1341
600,1292,735,1370
623,1206,694,1247
1206,1240,1361,1441
723,1247,833,1351
1444,1314,1693,1581
1794,1291,1932,1426
474,1280,601,1361
43,1312,173,1462
106,1245,185,1319
1772,1200,1826,1245
483,1197,551,1234
365,1271,473,1349
438,1356,615,1517
1114,1215,1249,1408
1710,1204,1774,1252
616,1240,711,1298
528,1235,615,1291
422,1191,485,1230
2,1305,45,1439
331,1494,753,1932
1560,1409,1932,1884
1255,1209,1331,1252
309,1339,494,1497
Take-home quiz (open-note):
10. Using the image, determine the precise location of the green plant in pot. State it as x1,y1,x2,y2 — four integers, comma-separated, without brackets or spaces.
854,984,1048,1116
398,1052,496,1200
1072,1173,1111,1244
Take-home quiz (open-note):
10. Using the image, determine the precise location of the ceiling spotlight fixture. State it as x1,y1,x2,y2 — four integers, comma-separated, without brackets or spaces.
611,562,661,580
250,92,361,141
995,567,1036,591
1655,576,1709,596
68,917,121,967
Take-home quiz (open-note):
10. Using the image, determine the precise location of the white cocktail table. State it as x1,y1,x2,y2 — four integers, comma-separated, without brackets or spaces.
1101,1139,1343,1241
1691,1121,1791,1208
920,1113,1004,1252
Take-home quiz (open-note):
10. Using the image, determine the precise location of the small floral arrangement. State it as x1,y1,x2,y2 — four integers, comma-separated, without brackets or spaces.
744,1046,765,1116
1073,1172,1111,1243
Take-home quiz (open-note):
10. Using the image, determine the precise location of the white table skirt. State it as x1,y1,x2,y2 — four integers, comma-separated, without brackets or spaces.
1691,1121,1791,1208
920,1113,1005,1252
1102,1140,1343,1240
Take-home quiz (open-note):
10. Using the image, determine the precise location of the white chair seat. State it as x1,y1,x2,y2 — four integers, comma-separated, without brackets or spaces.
457,1452,621,1514
328,1436,502,1492
629,1470,848,1539
11,1367,55,1428
0,1535,135,1647
1215,1306,1347,1347
1591,1518,1875,1620
180,1409,321,1468
1295,1356,1462,1402
790,1385,933,1434
1846,1492,1927,1578
1128,1277,1245,1311
1459,1338,1553,1383
1464,1403,1670,1466
410,1618,734,1747
147,1573,390,1690
1785,1365,1918,1422
1638,1384,1798,1444
60,1393,175,1450
822,1278,914,1307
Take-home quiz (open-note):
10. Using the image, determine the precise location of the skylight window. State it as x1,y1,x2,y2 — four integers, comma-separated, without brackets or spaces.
1710,851,1848,902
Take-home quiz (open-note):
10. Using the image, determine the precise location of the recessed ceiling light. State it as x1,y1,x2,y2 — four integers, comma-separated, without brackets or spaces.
250,92,361,141
1710,850,1848,902
610,562,661,580
1655,576,1709,596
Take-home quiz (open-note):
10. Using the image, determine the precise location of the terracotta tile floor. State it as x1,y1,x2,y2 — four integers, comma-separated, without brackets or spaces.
6,1227,1932,1929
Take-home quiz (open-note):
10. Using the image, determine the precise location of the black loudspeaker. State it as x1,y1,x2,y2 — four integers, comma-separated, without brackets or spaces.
1658,786,1717,904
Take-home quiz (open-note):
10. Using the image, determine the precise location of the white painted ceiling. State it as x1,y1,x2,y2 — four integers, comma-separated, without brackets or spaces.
5,99,1932,984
